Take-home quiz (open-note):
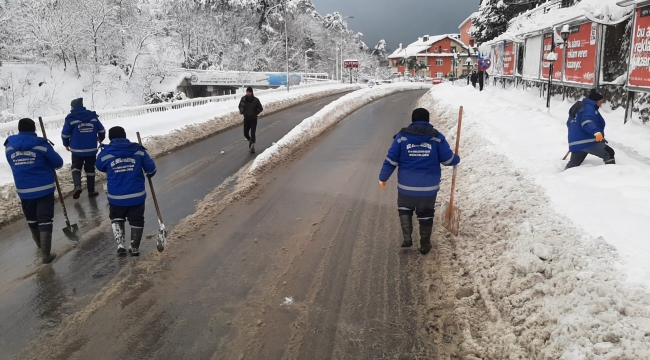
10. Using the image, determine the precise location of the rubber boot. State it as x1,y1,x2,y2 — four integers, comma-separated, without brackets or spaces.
72,171,83,199
30,228,41,248
250,143,256,153
112,221,127,256
87,175,99,198
419,223,433,255
399,215,413,247
129,227,144,256
40,231,56,264
606,159,616,165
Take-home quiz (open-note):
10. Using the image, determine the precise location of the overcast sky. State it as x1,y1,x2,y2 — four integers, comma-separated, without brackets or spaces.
310,0,479,51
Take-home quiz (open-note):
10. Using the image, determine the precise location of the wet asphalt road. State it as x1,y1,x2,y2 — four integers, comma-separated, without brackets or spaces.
0,92,349,359
22,90,437,359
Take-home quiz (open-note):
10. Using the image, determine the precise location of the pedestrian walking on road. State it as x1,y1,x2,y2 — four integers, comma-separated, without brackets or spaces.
96,127,157,256
379,108,461,255
470,71,478,89
565,89,615,170
5,118,64,263
478,70,485,91
61,98,105,199
238,86,264,153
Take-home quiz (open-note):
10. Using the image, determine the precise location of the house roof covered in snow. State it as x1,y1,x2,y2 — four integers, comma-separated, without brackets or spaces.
482,0,634,47
388,34,471,59
459,12,479,28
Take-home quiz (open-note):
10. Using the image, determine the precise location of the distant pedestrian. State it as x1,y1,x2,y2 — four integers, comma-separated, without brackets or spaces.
379,108,461,255
565,89,615,170
61,98,105,199
96,127,157,256
470,71,478,88
5,118,64,263
478,70,485,91
238,87,263,153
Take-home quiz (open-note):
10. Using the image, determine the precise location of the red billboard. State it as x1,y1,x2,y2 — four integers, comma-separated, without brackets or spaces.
541,31,563,81
563,22,598,85
503,42,516,76
344,60,359,69
628,6,650,89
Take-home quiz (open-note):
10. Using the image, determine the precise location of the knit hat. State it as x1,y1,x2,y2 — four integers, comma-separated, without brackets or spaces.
587,89,604,102
71,98,84,109
108,126,127,141
18,118,36,132
246,87,253,94
412,108,430,123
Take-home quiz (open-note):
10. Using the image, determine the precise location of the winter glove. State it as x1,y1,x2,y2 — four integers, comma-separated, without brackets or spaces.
379,181,386,191
65,146,70,151
595,132,604,142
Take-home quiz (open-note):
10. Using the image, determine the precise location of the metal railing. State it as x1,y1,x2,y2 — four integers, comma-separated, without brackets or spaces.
0,81,338,139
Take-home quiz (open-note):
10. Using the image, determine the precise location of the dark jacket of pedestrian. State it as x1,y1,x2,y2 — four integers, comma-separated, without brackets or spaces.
567,97,606,152
61,98,105,156
238,89,263,120
5,123,64,199
470,72,478,84
96,131,157,207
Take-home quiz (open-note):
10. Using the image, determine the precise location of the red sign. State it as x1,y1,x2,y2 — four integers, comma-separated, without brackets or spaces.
628,6,650,88
432,78,443,84
344,60,359,69
503,42,515,76
563,22,598,85
541,31,563,81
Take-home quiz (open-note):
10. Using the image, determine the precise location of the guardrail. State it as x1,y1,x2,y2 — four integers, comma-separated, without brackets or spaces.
0,81,338,139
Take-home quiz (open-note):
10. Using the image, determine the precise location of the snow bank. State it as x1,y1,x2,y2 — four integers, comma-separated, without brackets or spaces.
249,83,432,174
0,83,359,228
419,84,650,358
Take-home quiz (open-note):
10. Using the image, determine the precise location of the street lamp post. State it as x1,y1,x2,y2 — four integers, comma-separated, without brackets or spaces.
451,48,457,84
283,1,290,91
465,47,472,85
546,25,571,109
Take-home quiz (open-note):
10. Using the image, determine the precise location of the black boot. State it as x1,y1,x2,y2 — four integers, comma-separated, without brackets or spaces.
399,215,413,247
72,171,83,199
40,231,56,264
129,227,144,256
87,175,99,198
112,221,127,256
250,143,256,153
419,224,433,255
30,228,41,248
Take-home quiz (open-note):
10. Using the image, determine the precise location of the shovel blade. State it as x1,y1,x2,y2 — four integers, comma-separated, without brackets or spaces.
62,225,80,241
156,222,167,252
441,201,461,237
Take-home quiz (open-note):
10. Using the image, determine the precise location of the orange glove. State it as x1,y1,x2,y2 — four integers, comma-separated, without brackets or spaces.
595,132,604,142
379,181,386,190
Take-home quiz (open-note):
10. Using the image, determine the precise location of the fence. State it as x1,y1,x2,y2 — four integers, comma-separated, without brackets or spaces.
0,81,338,139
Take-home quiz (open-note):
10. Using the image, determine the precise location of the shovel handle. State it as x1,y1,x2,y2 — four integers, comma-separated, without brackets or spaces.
448,107,463,210
562,150,570,160
136,132,164,223
38,117,71,222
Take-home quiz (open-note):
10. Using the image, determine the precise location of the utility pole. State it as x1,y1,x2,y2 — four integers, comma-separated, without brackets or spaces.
284,1,289,91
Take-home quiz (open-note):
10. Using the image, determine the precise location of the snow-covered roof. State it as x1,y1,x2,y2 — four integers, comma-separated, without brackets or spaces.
483,0,634,47
388,34,470,59
459,12,479,28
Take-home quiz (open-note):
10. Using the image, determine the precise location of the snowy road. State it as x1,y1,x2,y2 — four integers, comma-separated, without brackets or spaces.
13,90,451,359
0,92,352,359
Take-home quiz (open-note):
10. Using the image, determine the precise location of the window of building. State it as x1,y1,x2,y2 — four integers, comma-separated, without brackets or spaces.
436,59,443,66
434,46,439,52
435,72,443,78
451,46,457,53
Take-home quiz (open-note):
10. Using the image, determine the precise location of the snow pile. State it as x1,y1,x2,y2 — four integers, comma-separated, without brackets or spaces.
249,82,433,173
0,83,359,227
418,84,650,358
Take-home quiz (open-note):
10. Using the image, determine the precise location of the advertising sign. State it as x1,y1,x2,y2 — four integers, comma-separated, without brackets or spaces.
503,42,516,76
563,22,599,85
494,42,505,76
344,60,359,68
541,31,564,81
189,72,301,86
628,5,650,89
522,35,542,80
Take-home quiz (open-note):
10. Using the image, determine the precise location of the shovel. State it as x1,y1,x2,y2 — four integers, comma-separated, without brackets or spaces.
38,117,79,240
562,150,570,160
441,107,463,237
136,132,167,252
